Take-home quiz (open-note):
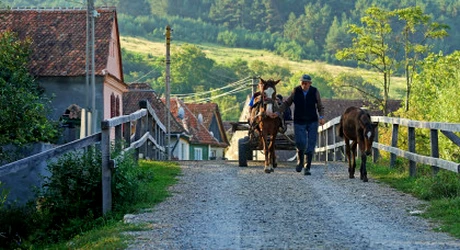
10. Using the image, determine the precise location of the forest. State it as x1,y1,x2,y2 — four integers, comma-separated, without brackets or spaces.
2,0,460,124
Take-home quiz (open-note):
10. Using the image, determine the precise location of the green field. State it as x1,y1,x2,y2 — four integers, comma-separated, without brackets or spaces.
120,36,405,99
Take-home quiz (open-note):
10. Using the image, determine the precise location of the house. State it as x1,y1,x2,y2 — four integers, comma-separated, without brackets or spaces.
0,8,126,142
167,98,224,160
123,83,192,160
186,103,229,160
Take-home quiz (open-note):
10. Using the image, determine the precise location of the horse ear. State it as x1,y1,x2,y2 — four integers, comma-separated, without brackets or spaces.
275,79,281,85
259,77,265,83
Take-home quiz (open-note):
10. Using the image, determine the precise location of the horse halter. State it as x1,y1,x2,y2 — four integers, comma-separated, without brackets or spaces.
259,79,278,115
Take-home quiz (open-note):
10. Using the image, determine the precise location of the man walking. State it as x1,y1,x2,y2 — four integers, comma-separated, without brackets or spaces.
275,74,325,175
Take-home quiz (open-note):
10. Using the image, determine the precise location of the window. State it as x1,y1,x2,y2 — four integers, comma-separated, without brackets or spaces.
194,148,203,160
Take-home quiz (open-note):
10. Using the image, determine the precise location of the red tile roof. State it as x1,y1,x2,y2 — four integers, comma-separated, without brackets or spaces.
167,98,225,147
123,83,186,134
0,8,116,77
185,103,230,146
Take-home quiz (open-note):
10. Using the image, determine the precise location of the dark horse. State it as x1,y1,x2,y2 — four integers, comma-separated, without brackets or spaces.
251,78,282,173
338,106,377,182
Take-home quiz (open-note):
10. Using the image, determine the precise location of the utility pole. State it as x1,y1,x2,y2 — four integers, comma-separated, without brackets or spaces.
165,25,172,160
86,0,97,136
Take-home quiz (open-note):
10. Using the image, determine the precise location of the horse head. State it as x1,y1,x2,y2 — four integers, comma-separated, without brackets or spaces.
258,78,280,116
359,112,377,156
259,78,280,102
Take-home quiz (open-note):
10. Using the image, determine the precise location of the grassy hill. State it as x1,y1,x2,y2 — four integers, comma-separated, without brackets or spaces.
120,36,405,99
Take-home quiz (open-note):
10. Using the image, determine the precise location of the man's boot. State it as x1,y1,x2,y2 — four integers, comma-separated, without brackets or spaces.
303,152,312,175
296,149,304,172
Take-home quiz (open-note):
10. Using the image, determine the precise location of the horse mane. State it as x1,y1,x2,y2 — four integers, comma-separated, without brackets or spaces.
358,109,372,128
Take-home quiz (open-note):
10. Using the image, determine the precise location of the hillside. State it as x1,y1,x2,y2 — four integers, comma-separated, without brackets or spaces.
120,36,406,99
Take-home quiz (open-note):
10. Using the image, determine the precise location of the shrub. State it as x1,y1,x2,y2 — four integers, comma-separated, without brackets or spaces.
0,182,37,249
37,147,103,242
111,149,141,212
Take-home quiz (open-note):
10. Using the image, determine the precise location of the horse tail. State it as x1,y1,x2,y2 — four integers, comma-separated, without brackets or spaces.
337,116,344,138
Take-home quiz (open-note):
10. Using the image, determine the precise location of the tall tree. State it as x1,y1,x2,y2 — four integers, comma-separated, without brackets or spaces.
336,7,396,115
209,0,242,29
324,14,352,63
0,31,58,154
163,44,215,94
393,6,449,111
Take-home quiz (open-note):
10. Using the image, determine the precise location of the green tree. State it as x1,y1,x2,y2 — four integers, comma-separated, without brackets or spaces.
336,7,396,115
324,14,352,63
225,58,254,79
160,44,215,94
0,31,59,152
393,6,449,111
401,51,460,161
116,0,151,15
331,72,381,100
209,0,242,29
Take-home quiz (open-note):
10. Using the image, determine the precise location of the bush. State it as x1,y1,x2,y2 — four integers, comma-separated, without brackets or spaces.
0,182,38,249
37,147,103,242
111,149,141,212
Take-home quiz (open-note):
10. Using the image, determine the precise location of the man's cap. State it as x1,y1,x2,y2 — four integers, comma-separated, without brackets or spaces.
300,74,312,82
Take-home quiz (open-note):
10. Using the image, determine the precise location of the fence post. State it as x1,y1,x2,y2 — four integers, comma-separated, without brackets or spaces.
430,129,440,175
373,124,379,163
408,127,416,177
101,121,112,215
390,124,399,168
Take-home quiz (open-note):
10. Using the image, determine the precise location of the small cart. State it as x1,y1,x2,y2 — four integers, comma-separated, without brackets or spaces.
231,121,296,166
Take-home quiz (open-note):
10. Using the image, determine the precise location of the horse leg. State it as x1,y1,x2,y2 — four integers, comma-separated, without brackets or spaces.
271,133,277,170
267,137,275,173
360,153,368,182
262,132,271,174
350,141,358,179
345,139,354,178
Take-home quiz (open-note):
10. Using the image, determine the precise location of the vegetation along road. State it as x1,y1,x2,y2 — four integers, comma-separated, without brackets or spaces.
125,161,460,249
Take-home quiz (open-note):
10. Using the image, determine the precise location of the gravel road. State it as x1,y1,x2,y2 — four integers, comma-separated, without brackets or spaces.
125,160,460,250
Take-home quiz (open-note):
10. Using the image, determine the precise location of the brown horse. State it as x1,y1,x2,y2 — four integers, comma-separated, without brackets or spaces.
338,106,377,182
252,78,282,173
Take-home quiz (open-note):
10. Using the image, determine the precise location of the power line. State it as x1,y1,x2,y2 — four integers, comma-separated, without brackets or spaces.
171,77,252,98
184,85,251,103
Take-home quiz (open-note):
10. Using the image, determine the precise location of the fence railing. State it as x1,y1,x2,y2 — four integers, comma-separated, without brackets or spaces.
0,100,166,215
101,100,166,214
315,116,460,175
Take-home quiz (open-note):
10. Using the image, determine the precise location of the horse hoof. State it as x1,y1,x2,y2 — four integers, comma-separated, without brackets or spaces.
264,169,271,173
270,168,274,173
349,175,355,179
363,179,368,182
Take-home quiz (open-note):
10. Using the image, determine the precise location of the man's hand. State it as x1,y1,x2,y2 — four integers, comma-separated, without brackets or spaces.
268,112,279,119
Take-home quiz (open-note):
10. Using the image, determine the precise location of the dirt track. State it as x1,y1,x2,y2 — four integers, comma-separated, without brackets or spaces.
125,160,460,249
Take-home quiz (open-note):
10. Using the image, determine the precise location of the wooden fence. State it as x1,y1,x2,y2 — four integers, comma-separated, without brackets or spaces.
101,100,166,214
315,116,460,175
0,100,166,214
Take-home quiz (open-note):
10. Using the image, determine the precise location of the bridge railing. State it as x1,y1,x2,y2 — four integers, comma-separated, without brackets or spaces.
315,116,460,176
0,100,166,214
